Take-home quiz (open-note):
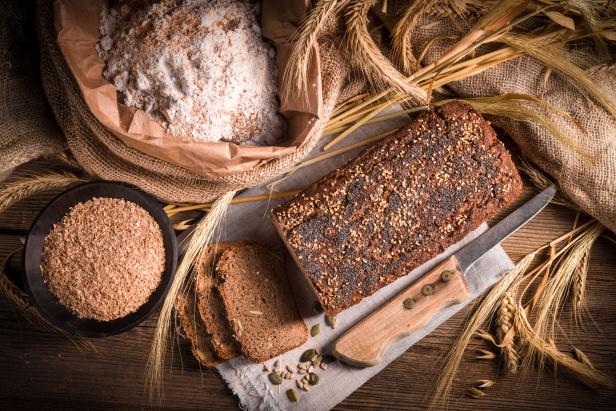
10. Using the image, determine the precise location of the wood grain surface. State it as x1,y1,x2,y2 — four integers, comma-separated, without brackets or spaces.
0,165,615,411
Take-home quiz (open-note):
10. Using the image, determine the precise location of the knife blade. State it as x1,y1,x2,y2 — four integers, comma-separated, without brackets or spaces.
333,185,556,367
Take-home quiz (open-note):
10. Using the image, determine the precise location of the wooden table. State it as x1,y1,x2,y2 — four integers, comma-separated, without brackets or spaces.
1,166,615,410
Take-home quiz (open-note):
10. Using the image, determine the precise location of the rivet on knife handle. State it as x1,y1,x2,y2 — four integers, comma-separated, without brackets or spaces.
332,255,470,367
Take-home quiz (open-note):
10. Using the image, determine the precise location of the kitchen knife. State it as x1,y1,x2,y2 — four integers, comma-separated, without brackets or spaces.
333,185,557,367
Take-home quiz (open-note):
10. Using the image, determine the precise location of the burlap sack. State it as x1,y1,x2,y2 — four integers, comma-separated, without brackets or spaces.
0,1,66,181
406,17,616,233
35,0,356,203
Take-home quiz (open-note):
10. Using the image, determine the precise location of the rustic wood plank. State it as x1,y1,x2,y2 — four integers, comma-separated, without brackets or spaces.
0,170,614,410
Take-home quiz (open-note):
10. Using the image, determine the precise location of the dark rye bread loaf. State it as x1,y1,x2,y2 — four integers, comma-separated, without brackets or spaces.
175,285,221,368
272,101,523,315
215,244,307,363
195,242,245,360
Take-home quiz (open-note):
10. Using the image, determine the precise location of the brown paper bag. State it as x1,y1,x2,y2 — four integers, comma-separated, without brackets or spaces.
36,0,358,202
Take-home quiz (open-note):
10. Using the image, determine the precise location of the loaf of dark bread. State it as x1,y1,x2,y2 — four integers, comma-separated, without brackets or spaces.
272,102,523,315
215,244,307,363
195,242,245,360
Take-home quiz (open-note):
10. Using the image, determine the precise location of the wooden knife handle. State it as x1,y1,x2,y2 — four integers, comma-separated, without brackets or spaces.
333,255,470,367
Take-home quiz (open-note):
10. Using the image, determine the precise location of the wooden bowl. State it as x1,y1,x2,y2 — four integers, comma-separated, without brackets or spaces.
22,181,177,337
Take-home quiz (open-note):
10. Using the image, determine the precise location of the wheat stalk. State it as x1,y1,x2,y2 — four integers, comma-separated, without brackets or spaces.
496,291,520,374
0,171,87,215
530,221,604,360
165,190,299,217
345,0,427,102
514,302,614,389
500,33,616,120
427,251,538,409
516,157,578,209
146,190,236,398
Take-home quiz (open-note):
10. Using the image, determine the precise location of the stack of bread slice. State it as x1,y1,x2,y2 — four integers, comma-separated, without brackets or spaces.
176,241,307,366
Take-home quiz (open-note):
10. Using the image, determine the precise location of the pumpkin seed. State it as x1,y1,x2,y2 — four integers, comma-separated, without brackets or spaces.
325,314,337,329
308,373,319,385
300,349,315,362
310,324,320,337
287,389,298,403
422,284,434,296
440,270,454,282
234,318,244,337
268,373,282,385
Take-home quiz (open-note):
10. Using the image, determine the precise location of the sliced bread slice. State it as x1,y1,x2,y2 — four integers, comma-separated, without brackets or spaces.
175,284,221,368
195,242,245,360
215,244,307,363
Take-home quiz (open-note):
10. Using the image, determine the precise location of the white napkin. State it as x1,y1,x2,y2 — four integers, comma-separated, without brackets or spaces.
211,113,514,410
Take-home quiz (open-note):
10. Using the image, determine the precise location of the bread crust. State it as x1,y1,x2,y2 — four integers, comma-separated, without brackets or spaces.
195,242,247,360
175,286,221,368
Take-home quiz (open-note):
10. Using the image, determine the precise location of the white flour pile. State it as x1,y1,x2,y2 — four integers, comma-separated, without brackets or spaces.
97,0,285,145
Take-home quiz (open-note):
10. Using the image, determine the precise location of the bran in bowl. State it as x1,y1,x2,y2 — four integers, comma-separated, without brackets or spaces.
40,197,165,321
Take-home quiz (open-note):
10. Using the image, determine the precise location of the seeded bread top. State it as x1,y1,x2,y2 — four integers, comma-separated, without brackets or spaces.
195,242,245,360
175,284,221,368
273,102,523,315
216,244,307,363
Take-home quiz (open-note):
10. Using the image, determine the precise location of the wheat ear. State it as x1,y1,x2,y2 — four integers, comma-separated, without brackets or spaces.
345,0,426,102
572,247,591,325
146,190,236,399
496,291,520,374
0,269,92,349
0,171,87,215
391,0,437,74
282,0,346,100
573,346,595,370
